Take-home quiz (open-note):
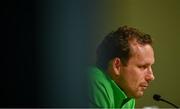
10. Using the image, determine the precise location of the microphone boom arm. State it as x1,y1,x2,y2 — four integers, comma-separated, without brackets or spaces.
160,98,179,108
153,94,179,108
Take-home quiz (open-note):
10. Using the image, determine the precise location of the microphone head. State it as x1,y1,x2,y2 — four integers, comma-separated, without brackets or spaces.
153,94,161,101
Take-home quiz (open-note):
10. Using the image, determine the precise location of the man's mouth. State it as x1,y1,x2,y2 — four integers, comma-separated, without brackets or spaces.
140,84,148,90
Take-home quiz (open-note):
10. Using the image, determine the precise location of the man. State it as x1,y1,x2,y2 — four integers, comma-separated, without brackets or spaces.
88,26,155,108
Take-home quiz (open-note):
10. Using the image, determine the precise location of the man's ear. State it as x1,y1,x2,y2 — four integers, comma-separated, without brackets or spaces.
112,57,121,76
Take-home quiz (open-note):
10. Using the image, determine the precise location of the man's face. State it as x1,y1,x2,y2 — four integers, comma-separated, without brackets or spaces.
117,43,155,98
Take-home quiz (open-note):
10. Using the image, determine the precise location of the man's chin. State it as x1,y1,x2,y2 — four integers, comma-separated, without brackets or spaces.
134,92,144,99
127,91,144,99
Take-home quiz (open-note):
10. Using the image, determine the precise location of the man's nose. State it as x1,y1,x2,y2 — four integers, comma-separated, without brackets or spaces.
145,67,155,81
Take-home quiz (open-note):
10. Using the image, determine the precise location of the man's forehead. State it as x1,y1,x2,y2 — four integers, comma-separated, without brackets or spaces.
129,40,153,53
129,42,155,63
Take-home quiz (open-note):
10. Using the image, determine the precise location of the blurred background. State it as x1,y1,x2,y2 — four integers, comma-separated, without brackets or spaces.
4,0,180,108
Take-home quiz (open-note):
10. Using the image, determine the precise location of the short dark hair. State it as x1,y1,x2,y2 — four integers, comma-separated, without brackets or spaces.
96,25,152,70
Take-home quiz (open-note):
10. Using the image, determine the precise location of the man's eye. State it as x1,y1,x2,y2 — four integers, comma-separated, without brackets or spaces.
138,65,147,69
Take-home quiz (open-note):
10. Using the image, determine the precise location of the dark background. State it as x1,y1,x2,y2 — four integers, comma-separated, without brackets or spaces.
3,0,92,107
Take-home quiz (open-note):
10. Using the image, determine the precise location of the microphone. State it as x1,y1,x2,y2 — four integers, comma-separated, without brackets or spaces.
153,94,179,108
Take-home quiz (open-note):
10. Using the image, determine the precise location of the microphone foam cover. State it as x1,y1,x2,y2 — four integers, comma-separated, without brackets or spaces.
153,94,161,101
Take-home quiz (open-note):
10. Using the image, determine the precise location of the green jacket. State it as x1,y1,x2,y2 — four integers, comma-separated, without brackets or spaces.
88,66,135,108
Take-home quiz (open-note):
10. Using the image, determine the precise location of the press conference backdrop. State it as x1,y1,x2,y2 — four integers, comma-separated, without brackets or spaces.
5,0,180,108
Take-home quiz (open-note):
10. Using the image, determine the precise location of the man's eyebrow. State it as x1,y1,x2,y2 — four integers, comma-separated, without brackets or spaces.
142,62,154,66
